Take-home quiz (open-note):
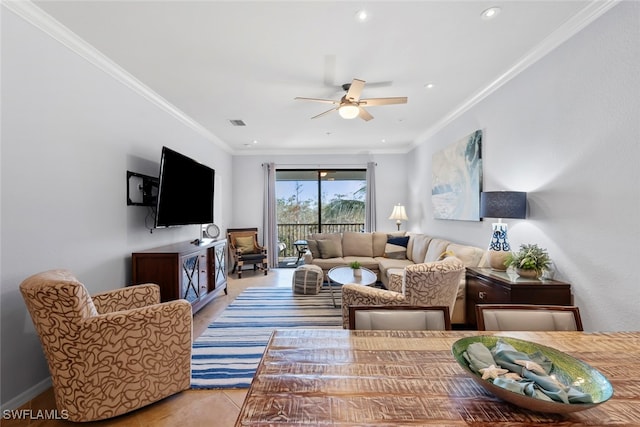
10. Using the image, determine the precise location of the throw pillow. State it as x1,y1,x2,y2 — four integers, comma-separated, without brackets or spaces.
384,235,410,259
317,239,341,259
235,236,256,254
307,239,321,258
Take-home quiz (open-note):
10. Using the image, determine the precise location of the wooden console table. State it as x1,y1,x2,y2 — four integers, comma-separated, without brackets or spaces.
131,239,227,314
235,329,640,426
466,267,572,329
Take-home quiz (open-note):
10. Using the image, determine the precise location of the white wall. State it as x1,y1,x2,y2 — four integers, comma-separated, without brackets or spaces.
1,9,232,407
407,1,639,332
231,153,408,237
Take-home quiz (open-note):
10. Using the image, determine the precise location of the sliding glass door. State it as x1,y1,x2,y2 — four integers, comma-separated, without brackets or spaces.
276,169,366,258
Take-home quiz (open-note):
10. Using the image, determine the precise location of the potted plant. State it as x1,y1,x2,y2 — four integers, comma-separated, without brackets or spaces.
504,244,551,279
350,261,362,277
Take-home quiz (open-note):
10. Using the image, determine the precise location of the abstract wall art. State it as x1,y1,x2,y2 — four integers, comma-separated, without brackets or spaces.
431,129,483,221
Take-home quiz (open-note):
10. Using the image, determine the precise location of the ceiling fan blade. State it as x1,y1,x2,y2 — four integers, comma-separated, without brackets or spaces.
358,107,373,121
294,97,339,105
359,97,408,106
345,79,366,102
311,107,338,119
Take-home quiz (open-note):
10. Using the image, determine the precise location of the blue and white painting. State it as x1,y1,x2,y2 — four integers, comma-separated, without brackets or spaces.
432,130,482,221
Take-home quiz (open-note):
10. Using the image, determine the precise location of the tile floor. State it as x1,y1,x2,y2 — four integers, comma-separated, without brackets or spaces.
5,268,294,427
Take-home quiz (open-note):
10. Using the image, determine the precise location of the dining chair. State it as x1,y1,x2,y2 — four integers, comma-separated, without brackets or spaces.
476,304,584,331
348,305,451,330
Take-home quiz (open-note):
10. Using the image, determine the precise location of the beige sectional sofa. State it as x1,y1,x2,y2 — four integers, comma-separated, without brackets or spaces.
303,231,487,324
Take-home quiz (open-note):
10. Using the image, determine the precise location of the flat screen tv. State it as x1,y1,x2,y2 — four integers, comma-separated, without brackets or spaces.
155,146,215,228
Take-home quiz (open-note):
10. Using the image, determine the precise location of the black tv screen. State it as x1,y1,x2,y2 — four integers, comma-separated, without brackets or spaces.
155,146,215,227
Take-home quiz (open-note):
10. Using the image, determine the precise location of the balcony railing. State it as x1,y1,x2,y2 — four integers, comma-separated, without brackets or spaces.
277,223,365,257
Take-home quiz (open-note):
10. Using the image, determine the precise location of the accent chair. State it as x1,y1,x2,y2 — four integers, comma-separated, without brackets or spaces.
19,269,192,422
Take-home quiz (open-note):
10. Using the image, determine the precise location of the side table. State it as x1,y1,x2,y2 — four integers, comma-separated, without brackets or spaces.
465,267,572,329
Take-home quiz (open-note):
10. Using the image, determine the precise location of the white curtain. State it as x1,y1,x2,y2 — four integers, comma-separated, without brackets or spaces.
365,161,376,232
263,162,278,268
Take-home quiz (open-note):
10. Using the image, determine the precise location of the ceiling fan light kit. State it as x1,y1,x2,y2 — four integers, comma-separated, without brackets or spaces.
338,104,360,119
296,78,407,121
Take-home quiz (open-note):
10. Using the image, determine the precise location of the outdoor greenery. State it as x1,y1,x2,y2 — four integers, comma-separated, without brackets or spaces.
276,181,366,257
277,182,365,225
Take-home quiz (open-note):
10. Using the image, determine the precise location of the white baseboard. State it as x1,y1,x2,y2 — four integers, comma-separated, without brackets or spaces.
1,377,52,412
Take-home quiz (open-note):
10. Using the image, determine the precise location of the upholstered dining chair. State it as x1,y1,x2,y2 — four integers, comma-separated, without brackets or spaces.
19,269,193,422
227,227,268,278
341,257,464,328
476,304,584,331
348,305,451,330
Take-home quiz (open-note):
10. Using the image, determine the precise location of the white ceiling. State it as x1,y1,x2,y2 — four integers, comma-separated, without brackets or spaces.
30,0,613,155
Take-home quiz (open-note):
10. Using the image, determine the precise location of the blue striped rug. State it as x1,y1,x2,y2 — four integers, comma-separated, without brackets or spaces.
191,286,341,389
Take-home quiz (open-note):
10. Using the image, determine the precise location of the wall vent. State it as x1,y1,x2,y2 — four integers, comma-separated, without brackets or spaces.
229,119,246,126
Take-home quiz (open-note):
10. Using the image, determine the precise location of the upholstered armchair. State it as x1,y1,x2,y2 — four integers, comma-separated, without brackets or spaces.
228,227,268,278
20,270,192,422
341,258,464,328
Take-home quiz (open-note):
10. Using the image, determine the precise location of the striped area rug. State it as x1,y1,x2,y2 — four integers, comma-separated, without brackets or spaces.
191,286,342,389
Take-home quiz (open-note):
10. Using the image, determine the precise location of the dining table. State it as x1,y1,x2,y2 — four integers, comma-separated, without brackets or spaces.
234,329,640,426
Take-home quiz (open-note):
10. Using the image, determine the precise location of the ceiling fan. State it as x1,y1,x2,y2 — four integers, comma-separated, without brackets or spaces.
295,78,407,121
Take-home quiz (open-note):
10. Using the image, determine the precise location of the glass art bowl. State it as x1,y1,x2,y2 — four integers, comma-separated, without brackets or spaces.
451,335,613,414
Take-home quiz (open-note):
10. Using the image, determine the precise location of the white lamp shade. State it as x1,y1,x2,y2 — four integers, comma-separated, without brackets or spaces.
389,204,408,221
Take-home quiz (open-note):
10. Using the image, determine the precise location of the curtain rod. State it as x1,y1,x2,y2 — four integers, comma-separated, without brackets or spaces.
261,163,376,167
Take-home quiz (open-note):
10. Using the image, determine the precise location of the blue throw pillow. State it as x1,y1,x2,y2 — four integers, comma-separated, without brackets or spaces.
385,235,410,259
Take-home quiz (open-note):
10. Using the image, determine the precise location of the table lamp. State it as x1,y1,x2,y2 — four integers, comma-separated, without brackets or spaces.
389,204,408,231
480,191,527,270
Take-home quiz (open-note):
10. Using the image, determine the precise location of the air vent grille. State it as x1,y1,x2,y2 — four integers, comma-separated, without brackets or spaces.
229,119,246,126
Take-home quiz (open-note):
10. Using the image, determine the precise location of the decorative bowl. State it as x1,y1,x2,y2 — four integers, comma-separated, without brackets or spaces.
451,335,613,413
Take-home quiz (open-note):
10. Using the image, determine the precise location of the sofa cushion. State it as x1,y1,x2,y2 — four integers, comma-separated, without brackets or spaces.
384,235,410,259
306,239,321,258
372,232,389,257
424,238,450,262
342,232,373,257
446,243,486,267
318,239,342,258
308,233,343,257
407,233,431,263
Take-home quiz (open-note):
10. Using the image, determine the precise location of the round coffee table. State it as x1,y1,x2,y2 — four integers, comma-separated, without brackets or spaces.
327,266,377,307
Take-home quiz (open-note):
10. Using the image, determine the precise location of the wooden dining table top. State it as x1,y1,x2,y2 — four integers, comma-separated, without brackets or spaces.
234,329,640,426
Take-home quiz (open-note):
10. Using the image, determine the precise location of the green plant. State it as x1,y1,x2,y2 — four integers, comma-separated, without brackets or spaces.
505,244,551,274
349,261,361,269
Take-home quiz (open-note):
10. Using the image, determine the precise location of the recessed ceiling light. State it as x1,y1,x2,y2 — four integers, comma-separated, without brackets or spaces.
381,138,386,143
424,83,435,89
355,9,368,22
481,6,501,20
253,140,258,144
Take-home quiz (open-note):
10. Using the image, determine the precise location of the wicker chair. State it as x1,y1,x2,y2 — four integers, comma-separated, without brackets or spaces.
228,227,268,278
19,269,192,422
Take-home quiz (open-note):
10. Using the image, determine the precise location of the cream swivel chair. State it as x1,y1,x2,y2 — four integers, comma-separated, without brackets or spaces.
20,269,193,422
348,305,451,330
476,304,584,331
341,257,464,329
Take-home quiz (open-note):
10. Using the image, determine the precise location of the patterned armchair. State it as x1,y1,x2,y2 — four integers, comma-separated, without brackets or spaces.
341,258,464,328
19,269,192,422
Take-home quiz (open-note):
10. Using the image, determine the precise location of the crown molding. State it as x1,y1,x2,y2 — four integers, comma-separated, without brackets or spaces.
413,0,621,148
2,0,233,154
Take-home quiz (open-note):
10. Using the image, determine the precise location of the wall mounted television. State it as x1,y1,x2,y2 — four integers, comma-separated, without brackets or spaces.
155,146,215,228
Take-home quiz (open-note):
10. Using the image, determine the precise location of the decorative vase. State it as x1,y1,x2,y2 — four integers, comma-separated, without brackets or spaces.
516,268,539,279
353,268,362,278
